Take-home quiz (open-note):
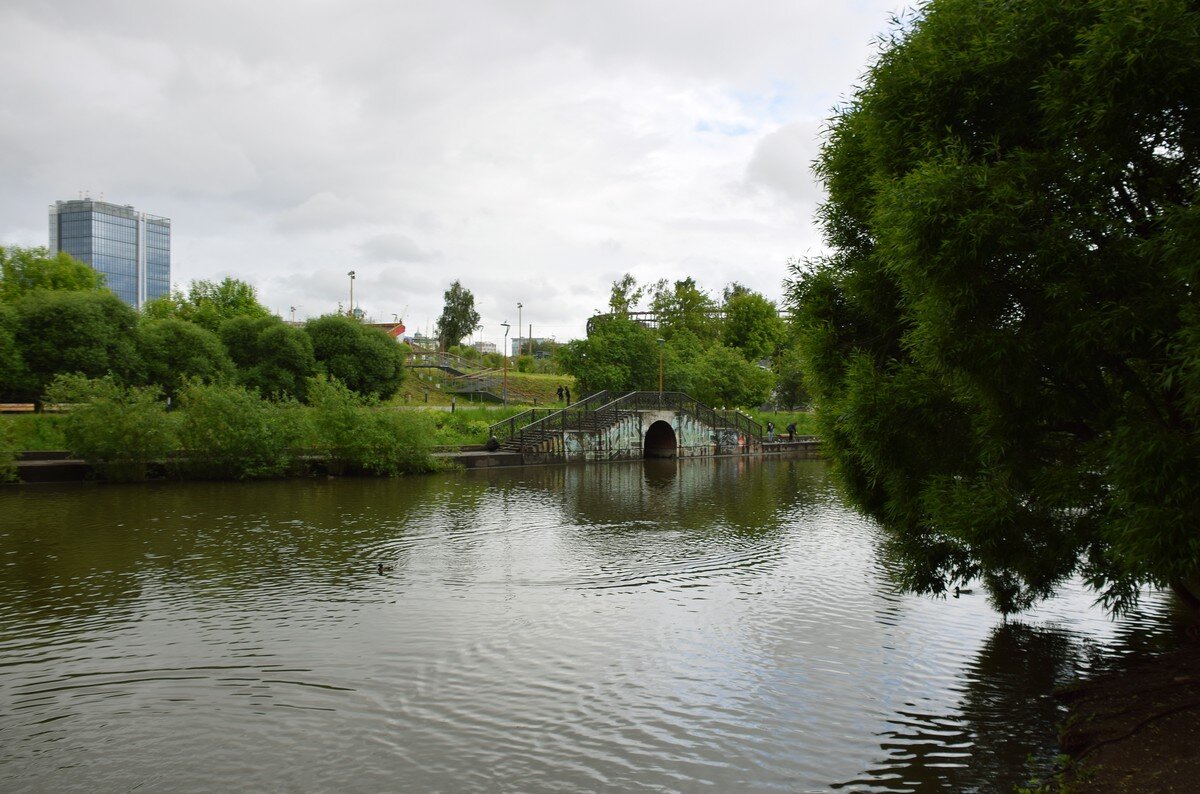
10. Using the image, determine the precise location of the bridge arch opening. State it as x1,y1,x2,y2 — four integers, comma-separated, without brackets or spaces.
643,420,677,459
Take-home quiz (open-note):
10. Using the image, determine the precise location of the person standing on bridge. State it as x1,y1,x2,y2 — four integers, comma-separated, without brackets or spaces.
767,421,775,442
565,386,571,405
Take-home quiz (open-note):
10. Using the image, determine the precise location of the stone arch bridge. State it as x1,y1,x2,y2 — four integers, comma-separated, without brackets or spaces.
488,391,763,463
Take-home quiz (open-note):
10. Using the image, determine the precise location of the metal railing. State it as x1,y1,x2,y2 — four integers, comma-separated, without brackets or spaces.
493,390,763,452
488,391,611,442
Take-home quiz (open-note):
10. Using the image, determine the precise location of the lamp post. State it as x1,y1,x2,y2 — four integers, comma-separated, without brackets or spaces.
517,302,523,358
657,337,665,397
500,322,510,405
347,271,356,317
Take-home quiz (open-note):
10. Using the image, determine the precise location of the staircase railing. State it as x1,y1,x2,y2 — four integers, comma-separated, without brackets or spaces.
488,390,611,442
493,391,763,452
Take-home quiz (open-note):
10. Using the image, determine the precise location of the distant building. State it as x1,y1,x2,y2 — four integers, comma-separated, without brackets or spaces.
473,341,497,354
48,199,170,308
511,336,555,357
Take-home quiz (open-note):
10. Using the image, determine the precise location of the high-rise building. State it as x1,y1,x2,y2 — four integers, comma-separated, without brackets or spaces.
48,199,170,308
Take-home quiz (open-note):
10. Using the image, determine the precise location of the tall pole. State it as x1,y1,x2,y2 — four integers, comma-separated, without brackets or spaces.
517,302,523,358
347,270,356,317
501,322,510,405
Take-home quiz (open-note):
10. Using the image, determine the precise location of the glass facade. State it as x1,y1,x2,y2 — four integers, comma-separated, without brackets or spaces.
49,200,171,308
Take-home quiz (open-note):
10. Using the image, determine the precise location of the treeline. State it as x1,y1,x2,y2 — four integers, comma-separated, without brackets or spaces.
0,246,407,405
559,275,808,409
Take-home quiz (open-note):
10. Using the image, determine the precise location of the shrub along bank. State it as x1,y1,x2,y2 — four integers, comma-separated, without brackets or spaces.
36,375,439,482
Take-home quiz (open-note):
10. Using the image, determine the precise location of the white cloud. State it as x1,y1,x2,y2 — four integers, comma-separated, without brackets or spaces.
1,0,906,343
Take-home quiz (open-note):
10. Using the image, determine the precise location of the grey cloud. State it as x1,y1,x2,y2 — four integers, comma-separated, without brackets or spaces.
360,233,437,263
745,122,823,203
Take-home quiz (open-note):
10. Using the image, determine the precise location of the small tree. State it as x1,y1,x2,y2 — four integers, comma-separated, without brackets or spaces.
435,281,481,350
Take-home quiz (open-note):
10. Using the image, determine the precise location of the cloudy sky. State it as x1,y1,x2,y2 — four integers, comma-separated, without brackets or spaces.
1,0,903,346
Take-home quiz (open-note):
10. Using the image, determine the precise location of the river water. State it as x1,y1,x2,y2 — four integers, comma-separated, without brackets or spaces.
0,458,1182,792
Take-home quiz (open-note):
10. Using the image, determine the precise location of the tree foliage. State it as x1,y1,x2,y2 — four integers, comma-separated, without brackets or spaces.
650,277,718,341
12,290,141,402
608,273,645,314
722,290,785,361
305,314,406,399
220,315,316,400
787,0,1200,615
0,245,106,303
558,315,659,396
46,374,175,482
137,318,233,399
435,280,480,350
144,277,270,333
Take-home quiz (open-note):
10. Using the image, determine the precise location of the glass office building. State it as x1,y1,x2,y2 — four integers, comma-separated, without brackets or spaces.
48,199,171,308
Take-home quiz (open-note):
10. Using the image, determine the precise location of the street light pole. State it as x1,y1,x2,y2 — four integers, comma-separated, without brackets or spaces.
500,322,510,405
347,270,356,317
517,302,523,358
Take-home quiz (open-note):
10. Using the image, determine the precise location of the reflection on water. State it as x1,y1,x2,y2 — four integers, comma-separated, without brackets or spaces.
0,459,1183,792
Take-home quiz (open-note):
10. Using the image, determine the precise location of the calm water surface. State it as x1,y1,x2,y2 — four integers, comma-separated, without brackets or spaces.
0,458,1183,792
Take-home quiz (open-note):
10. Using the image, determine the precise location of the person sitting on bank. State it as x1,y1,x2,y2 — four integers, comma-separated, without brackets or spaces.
485,432,501,451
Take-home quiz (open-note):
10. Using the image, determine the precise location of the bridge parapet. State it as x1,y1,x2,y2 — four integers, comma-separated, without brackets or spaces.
493,391,763,461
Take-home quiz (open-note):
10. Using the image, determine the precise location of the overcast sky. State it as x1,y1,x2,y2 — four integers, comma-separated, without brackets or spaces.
1,0,903,346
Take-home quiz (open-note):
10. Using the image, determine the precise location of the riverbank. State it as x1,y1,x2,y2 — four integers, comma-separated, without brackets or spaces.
9,438,823,482
1056,637,1200,791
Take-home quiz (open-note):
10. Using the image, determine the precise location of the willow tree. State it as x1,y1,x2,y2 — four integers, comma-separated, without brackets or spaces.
788,0,1200,615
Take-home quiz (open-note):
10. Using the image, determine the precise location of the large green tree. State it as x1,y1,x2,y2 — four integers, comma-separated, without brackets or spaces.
144,277,270,333
650,277,718,341
722,289,785,362
13,290,141,402
220,315,316,401
0,245,105,302
305,314,406,399
137,318,233,399
558,315,659,395
434,281,480,350
788,0,1200,616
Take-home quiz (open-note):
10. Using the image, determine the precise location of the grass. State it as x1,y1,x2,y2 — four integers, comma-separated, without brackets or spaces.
745,408,820,437
0,413,69,451
393,369,575,409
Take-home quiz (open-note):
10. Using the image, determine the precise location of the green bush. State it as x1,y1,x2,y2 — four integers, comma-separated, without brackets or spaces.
0,422,18,483
45,374,175,482
0,413,68,451
174,381,301,479
308,376,436,475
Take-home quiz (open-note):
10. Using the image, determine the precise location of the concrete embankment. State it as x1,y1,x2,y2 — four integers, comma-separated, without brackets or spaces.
10,439,821,483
